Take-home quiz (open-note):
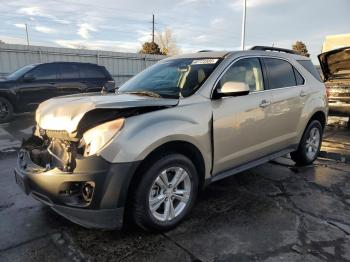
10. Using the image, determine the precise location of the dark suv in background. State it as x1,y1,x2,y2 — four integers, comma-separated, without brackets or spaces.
0,62,114,123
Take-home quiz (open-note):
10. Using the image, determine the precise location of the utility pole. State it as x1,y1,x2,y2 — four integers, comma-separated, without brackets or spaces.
25,23,30,47
152,14,155,43
240,0,246,50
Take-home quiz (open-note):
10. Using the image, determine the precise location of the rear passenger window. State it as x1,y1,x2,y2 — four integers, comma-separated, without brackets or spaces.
264,58,296,89
59,64,80,79
80,65,106,78
293,68,305,85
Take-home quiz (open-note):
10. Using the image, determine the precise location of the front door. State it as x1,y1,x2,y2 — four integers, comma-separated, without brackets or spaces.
212,57,274,175
17,63,59,110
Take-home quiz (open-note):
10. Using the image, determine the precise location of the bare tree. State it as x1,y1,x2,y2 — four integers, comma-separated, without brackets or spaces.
156,28,180,56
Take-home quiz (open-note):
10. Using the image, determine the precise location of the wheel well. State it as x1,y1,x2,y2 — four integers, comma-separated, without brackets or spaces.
124,141,206,218
133,141,205,188
309,111,326,130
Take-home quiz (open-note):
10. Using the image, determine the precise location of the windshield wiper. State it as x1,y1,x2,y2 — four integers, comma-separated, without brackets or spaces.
123,90,162,98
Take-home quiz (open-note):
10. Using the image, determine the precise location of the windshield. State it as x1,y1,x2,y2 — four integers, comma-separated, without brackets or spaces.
118,58,221,98
5,64,36,80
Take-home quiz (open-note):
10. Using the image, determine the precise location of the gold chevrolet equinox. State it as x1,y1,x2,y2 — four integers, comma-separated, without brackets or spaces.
15,46,328,231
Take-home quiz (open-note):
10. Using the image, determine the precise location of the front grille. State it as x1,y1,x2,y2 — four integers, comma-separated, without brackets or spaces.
46,129,69,138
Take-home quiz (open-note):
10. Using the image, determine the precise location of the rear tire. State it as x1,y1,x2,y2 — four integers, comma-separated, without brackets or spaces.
291,120,323,166
0,97,13,124
132,153,198,231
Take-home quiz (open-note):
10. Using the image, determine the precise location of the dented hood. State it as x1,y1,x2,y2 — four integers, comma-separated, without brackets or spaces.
318,46,350,81
36,92,178,133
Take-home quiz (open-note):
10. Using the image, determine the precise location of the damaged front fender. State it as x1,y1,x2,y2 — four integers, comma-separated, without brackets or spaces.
24,93,178,173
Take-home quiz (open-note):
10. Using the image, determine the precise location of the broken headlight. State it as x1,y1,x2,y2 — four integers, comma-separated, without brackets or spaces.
82,118,124,157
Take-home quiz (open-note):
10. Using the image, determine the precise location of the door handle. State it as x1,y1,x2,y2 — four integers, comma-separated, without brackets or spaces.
300,90,307,97
259,99,271,108
49,82,56,85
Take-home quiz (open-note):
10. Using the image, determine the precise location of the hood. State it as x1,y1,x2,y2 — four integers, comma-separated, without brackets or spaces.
36,92,178,133
318,46,350,81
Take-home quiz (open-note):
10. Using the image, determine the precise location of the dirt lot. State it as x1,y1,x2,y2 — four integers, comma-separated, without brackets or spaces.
1,115,350,262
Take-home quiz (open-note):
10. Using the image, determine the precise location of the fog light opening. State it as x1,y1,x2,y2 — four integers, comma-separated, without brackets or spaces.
82,182,95,202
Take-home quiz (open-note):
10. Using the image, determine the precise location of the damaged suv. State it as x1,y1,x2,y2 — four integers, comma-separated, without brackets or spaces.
15,46,327,231
319,46,350,116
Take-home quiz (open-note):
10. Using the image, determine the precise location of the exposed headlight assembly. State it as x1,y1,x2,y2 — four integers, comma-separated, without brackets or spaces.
82,118,124,157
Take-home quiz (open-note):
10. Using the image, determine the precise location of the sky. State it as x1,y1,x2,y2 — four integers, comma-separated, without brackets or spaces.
0,0,349,63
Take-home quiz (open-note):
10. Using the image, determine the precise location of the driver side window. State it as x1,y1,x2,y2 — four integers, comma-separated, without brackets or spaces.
220,58,264,92
27,64,58,80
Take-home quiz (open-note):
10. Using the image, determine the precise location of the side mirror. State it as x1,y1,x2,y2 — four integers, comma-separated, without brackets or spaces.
23,75,35,82
101,81,116,94
217,81,250,97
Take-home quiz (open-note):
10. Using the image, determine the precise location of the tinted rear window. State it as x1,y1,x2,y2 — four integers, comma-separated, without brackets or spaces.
80,65,106,78
297,60,322,82
264,58,296,89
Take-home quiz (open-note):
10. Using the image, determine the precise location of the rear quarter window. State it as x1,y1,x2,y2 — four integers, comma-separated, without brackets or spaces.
297,60,323,82
293,68,305,85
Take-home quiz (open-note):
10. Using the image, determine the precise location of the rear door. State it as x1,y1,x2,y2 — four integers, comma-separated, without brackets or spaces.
79,64,109,92
17,63,59,108
262,57,305,150
56,63,86,96
212,57,274,174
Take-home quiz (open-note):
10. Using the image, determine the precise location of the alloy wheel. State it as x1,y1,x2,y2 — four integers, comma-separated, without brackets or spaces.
305,127,320,160
148,166,191,222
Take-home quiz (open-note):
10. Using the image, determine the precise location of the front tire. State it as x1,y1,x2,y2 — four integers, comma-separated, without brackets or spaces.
0,97,13,124
133,153,199,231
291,120,323,166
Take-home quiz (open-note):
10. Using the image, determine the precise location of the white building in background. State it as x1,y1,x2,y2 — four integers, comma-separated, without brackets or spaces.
322,33,350,53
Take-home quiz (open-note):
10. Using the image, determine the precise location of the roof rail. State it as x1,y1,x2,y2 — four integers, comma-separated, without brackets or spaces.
250,46,298,55
197,50,213,53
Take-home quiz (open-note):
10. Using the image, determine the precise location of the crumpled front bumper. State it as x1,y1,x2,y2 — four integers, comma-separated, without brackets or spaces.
14,150,140,229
